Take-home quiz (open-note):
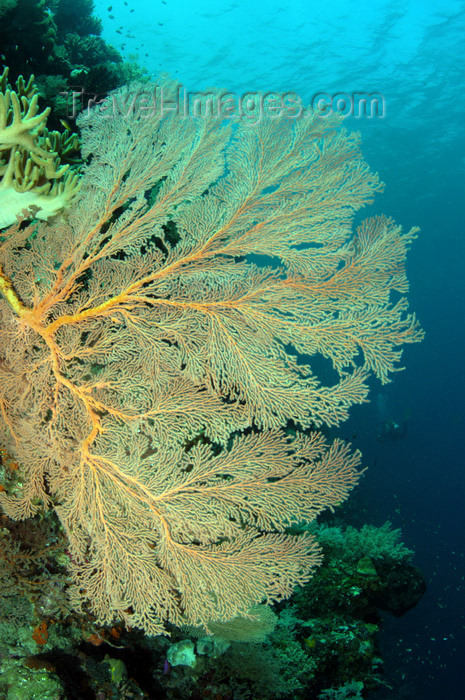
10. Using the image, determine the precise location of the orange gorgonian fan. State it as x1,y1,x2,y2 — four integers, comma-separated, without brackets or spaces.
0,81,423,635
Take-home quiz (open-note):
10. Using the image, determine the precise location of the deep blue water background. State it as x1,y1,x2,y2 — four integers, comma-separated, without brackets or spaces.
94,1,465,697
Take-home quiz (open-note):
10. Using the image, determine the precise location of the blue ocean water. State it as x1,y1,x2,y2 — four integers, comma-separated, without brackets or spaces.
94,2,465,698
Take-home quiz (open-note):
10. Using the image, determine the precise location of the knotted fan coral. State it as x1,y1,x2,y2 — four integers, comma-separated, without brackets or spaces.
0,82,423,635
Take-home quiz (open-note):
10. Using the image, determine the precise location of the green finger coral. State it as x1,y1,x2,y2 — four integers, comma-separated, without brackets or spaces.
0,67,80,228
0,1,18,18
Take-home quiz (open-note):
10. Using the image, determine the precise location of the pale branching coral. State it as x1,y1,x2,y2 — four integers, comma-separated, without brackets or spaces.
0,68,80,228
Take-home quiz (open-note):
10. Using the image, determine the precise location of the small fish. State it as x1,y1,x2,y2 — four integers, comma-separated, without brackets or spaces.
60,119,72,132
107,5,112,10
